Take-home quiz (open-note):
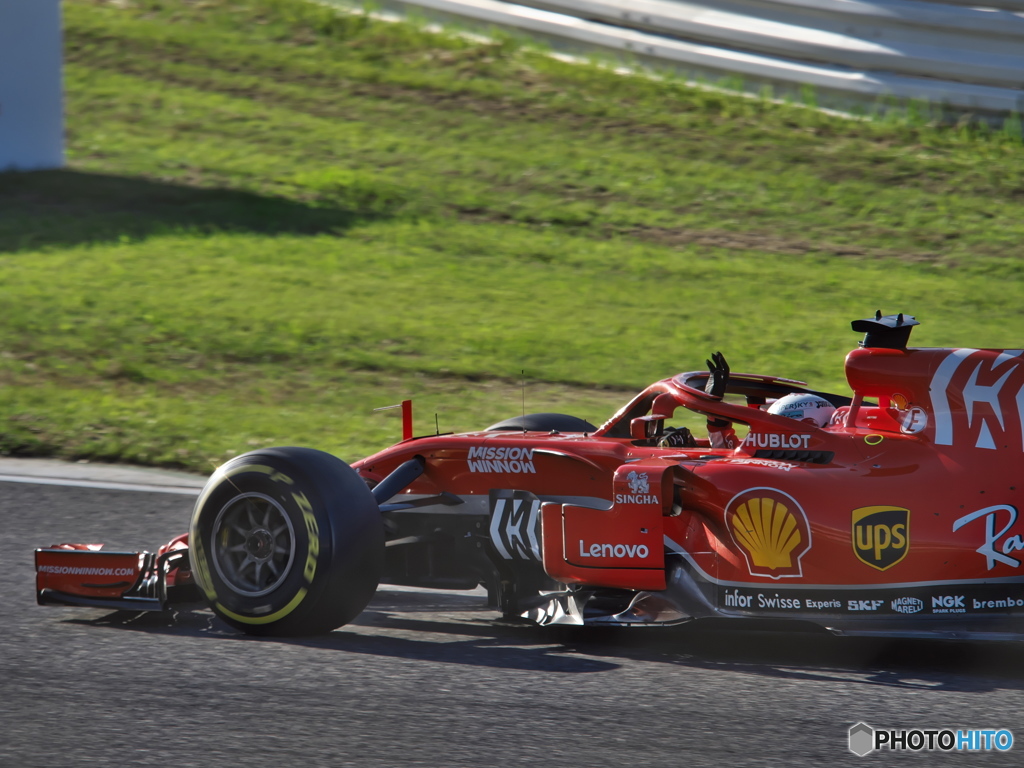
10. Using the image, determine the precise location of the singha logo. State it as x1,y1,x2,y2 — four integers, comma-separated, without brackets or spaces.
627,471,650,495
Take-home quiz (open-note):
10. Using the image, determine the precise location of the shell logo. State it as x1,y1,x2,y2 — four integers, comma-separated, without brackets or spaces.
726,488,812,579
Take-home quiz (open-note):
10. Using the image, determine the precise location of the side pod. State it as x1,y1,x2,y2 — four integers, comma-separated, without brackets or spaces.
540,462,672,591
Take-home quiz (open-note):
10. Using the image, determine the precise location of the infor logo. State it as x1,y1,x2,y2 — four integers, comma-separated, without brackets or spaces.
852,506,909,571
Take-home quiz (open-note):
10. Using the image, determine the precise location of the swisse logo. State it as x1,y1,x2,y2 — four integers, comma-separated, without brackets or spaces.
932,595,966,613
578,540,650,559
468,446,536,474
743,433,812,450
852,506,909,571
758,593,801,609
891,597,924,614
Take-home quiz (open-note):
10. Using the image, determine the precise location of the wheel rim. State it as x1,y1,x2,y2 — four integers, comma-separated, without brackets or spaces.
210,492,297,597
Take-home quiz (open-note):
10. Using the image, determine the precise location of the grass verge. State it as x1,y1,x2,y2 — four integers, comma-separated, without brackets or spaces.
0,0,1021,468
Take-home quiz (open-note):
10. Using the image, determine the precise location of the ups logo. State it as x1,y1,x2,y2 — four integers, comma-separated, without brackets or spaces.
852,506,909,570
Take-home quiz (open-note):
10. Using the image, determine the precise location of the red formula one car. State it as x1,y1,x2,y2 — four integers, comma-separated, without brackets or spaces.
35,313,1024,640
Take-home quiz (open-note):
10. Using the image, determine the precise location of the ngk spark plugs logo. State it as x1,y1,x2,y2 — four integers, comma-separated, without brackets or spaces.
726,488,812,579
929,348,1024,451
852,506,909,571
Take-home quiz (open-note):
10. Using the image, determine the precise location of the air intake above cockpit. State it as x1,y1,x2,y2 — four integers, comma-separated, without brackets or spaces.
851,311,920,350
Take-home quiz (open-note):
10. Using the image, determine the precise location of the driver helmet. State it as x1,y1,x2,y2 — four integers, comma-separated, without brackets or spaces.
767,393,836,427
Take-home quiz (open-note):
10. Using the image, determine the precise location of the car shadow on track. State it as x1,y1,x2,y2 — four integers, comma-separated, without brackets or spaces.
66,606,621,674
63,591,1024,692
559,623,1024,693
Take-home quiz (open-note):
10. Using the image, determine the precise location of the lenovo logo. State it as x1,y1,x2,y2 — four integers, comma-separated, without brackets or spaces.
578,540,650,559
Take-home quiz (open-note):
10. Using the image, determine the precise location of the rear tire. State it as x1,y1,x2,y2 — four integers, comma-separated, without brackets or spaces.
189,447,384,636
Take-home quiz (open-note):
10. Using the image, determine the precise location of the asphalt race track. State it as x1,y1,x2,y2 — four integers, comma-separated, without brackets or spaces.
4,469,1024,767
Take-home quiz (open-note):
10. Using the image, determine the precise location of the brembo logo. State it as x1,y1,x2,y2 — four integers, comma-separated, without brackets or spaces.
468,446,536,474
578,541,650,559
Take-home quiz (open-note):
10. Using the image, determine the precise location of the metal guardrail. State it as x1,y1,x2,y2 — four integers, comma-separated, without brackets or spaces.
352,0,1024,119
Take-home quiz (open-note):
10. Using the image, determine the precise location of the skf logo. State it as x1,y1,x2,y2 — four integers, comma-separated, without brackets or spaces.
726,488,812,579
848,599,884,611
852,506,909,570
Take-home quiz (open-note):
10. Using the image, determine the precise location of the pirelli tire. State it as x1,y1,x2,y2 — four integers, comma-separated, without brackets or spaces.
189,447,384,636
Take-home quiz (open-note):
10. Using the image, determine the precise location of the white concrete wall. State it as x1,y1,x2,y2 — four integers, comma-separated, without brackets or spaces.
366,0,1024,119
0,0,63,171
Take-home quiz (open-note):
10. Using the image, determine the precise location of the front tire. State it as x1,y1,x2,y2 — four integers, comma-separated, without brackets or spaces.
190,447,384,636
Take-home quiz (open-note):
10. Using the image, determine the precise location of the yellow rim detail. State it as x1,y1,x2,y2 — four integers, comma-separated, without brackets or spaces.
193,460,301,613
865,434,884,445
216,588,308,625
231,464,273,477
190,535,218,601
